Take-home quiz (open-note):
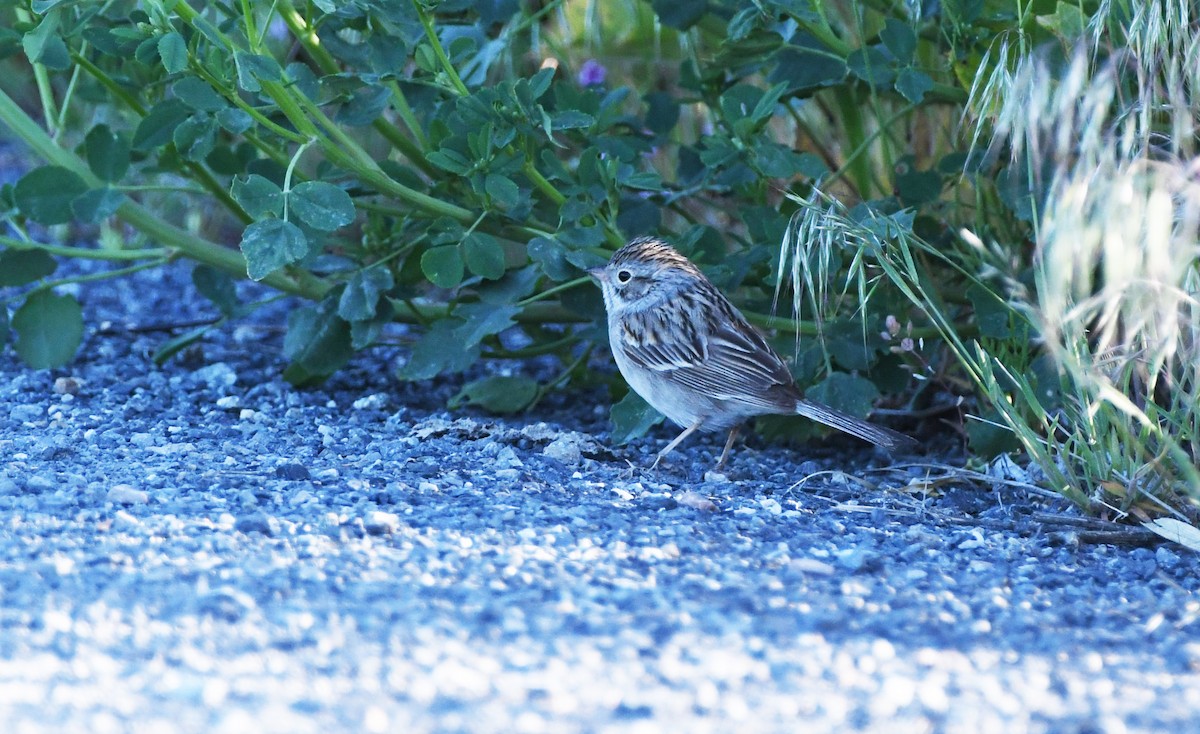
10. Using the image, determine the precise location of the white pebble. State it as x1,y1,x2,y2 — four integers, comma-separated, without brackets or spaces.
107,484,149,504
352,393,390,410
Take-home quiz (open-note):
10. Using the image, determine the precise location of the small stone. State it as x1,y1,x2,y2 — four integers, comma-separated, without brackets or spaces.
494,468,521,481
129,432,155,448
1155,546,1182,571
193,362,237,392
53,376,82,395
107,484,150,504
275,463,311,481
25,475,57,493
215,396,242,410
638,493,678,511
352,393,390,411
9,404,43,423
198,587,257,621
1129,547,1158,579
677,491,717,512
758,498,782,515
790,558,836,576
364,511,400,536
495,446,524,469
796,460,822,475
418,482,438,493
703,470,729,483
235,513,278,536
835,547,881,573
543,436,582,465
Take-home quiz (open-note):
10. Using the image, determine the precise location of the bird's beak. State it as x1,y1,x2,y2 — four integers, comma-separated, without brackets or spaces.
586,267,607,284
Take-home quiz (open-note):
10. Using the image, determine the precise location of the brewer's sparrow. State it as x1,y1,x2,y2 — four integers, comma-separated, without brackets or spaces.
589,236,916,468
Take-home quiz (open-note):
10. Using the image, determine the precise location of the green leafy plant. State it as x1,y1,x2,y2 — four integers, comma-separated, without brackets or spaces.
2,0,1198,526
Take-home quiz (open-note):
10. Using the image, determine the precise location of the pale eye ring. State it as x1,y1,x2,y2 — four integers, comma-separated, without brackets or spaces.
617,270,632,283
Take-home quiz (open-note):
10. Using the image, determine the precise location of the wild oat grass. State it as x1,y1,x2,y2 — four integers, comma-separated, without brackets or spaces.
780,0,1200,524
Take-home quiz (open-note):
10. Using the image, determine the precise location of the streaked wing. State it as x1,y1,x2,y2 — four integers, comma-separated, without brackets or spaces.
622,292,797,410
619,304,708,369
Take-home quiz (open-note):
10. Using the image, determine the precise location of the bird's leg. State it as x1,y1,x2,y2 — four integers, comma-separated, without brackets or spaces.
651,418,705,469
715,425,741,470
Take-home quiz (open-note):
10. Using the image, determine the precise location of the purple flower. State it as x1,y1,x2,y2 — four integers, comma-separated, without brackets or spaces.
578,59,607,87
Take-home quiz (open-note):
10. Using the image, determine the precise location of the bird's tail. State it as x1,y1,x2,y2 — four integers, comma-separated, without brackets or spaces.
794,399,917,452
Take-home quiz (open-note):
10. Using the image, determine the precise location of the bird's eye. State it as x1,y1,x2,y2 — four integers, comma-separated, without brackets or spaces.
617,270,632,283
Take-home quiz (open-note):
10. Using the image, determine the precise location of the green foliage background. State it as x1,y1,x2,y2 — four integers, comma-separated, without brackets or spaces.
4,0,1197,523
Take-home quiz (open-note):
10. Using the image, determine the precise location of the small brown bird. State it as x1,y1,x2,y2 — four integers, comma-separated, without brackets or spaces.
589,236,915,468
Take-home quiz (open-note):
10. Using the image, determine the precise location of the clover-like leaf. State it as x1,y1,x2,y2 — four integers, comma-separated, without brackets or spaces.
85,124,130,182
231,174,284,218
895,68,934,104
399,318,481,380
806,372,880,418
11,290,84,369
0,249,57,287
132,99,191,152
157,31,188,74
338,267,395,321
239,219,308,281
462,232,506,280
879,19,917,64
650,0,708,29
289,181,356,231
192,265,242,318
421,245,465,289
451,375,540,414
234,51,282,92
282,298,353,385
172,115,217,161
609,390,664,444
769,33,847,92
528,237,574,281
484,174,520,210
14,166,88,225
173,77,227,112
22,11,70,70
70,188,126,223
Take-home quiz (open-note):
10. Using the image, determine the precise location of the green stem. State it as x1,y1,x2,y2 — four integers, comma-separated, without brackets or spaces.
825,99,918,196
0,234,169,261
282,139,314,221
524,160,566,207
27,257,172,297
527,342,592,410
15,7,60,135
71,52,146,114
488,333,580,359
238,0,262,52
829,87,872,198
53,43,87,139
413,0,471,96
70,50,251,223
274,0,434,171
518,276,589,306
279,84,477,222
784,6,853,57
0,85,329,300
190,63,309,144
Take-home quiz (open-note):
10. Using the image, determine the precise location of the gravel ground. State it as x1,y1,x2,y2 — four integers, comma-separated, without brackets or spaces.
2,260,1199,734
